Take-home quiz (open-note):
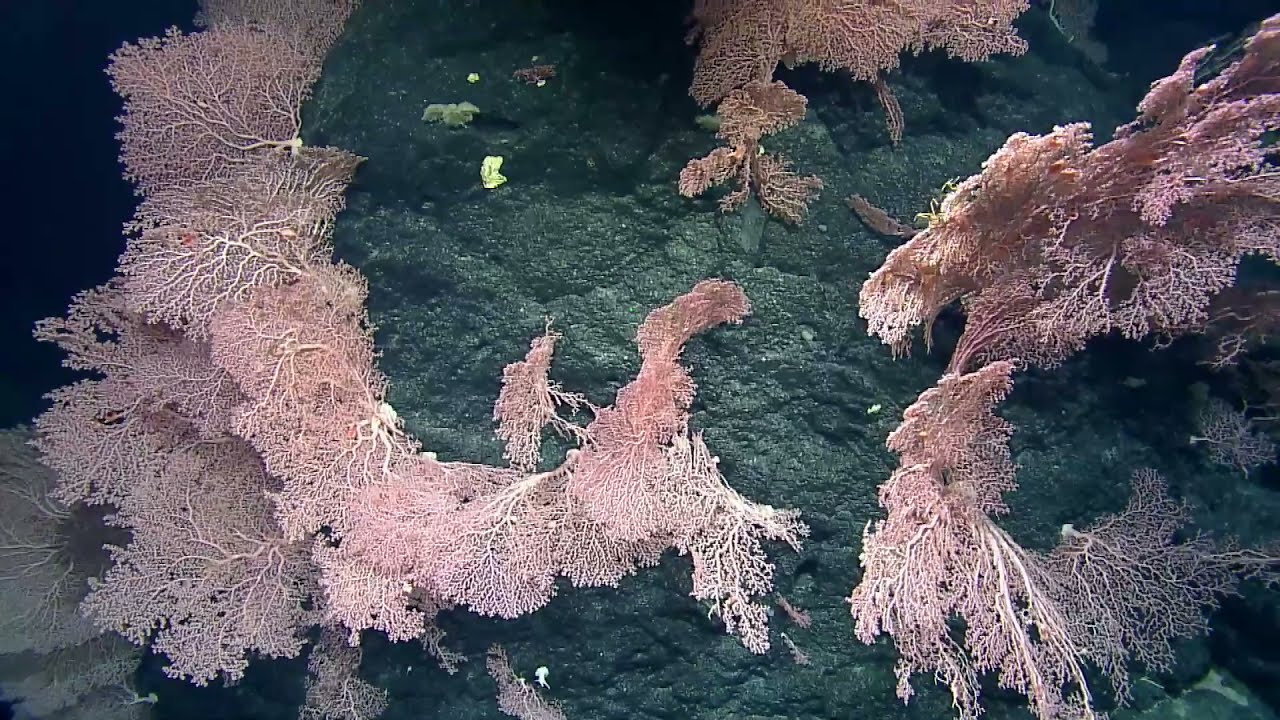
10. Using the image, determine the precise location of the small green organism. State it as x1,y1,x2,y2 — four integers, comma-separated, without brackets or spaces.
481,155,507,189
467,72,480,83
422,101,480,127
914,177,963,228
694,114,721,132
